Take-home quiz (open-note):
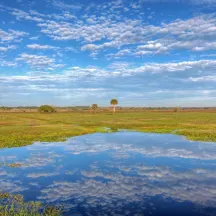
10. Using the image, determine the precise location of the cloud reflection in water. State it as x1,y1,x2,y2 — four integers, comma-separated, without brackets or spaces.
0,132,216,215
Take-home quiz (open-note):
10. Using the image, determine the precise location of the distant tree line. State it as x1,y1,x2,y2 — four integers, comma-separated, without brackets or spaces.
2,103,216,114
37,100,119,114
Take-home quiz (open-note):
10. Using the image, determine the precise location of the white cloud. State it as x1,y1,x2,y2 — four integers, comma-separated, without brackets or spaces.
29,36,40,40
2,2,216,59
108,62,131,70
27,44,58,50
15,53,63,70
188,75,216,82
63,13,76,20
0,45,16,52
106,49,132,59
1,59,216,79
135,39,216,55
35,13,216,57
86,18,97,24
137,42,164,50
135,50,154,56
0,59,215,106
81,44,99,51
0,28,28,42
0,61,17,67
51,0,82,10
10,8,44,22
131,60,216,74
4,6,76,23
65,47,77,52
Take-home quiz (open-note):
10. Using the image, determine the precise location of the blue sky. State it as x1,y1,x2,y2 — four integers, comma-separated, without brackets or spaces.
0,0,216,107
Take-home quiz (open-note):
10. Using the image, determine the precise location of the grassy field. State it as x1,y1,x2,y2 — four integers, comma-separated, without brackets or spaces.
0,111,216,149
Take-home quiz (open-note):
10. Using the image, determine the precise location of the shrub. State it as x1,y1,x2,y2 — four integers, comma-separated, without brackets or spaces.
38,105,56,113
174,107,181,112
91,104,98,113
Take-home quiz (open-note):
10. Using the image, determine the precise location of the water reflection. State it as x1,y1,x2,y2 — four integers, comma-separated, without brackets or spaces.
0,132,216,216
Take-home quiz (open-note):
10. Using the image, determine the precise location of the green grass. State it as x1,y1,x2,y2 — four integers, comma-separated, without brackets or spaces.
0,111,216,148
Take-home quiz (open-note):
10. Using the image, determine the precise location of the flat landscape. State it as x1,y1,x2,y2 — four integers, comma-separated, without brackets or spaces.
1,111,216,149
1,0,216,214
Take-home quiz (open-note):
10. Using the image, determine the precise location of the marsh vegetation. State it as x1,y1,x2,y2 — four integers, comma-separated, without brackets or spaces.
0,111,216,148
0,193,62,216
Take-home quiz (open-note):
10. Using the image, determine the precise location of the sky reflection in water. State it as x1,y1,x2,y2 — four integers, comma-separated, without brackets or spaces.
0,132,216,216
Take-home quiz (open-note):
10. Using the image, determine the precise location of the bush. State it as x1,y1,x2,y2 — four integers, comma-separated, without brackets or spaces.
174,107,181,112
38,105,56,113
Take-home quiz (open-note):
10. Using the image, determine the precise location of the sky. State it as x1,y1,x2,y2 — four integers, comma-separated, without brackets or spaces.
0,0,216,107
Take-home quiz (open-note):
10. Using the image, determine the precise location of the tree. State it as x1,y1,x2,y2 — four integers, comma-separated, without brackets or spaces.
91,104,98,113
174,106,181,112
110,99,118,114
38,105,56,113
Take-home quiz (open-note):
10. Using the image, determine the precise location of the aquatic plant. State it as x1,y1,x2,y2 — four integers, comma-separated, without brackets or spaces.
0,193,62,216
0,162,22,168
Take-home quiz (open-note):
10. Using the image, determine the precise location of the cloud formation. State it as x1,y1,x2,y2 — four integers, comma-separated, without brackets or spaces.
26,44,58,50
0,0,216,106
15,53,64,70
0,58,216,106
0,28,28,43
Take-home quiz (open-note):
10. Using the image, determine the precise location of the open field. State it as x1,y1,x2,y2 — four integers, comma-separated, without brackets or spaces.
0,111,216,149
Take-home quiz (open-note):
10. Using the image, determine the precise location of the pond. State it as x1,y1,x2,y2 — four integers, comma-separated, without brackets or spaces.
1,132,216,216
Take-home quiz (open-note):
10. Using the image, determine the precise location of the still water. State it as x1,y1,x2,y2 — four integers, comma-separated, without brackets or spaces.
1,132,216,216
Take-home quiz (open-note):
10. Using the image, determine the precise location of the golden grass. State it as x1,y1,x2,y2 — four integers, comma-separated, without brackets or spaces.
0,111,216,148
